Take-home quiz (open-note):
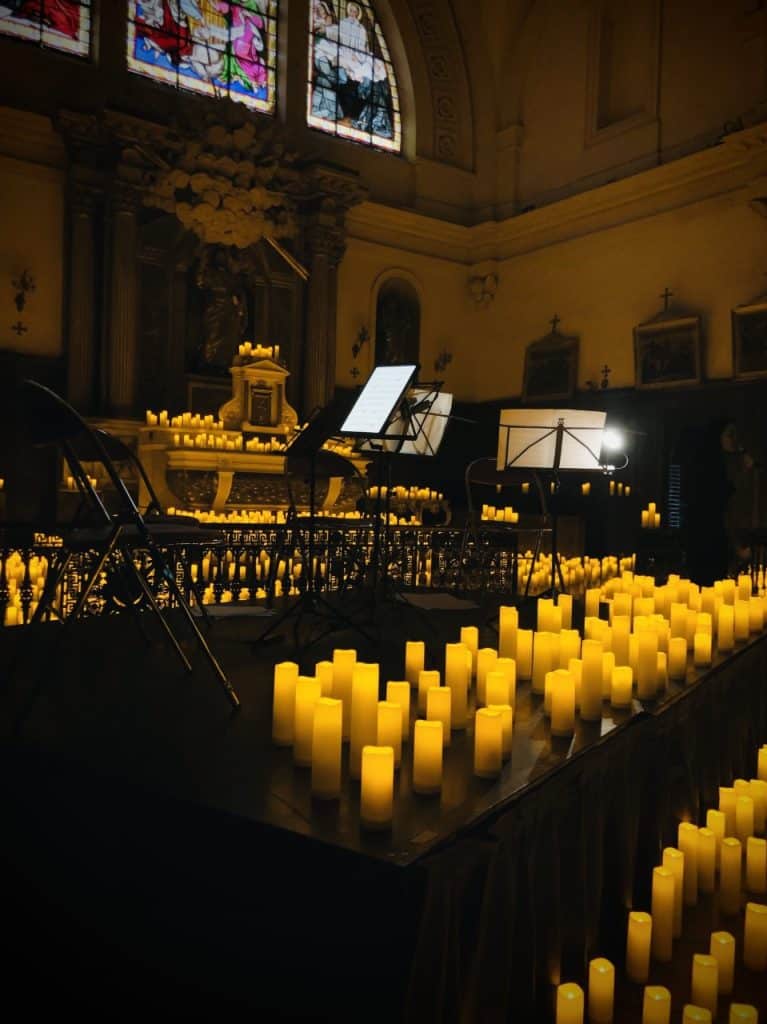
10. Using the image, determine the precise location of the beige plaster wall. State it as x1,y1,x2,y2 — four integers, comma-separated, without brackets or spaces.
0,155,64,358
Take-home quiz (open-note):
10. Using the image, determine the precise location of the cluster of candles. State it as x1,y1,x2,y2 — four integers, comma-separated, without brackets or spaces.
556,744,767,1023
1,551,48,626
642,503,663,529
609,481,632,496
481,504,520,522
368,485,444,501
145,410,224,430
236,341,280,360
518,553,636,596
64,474,99,491
167,507,290,525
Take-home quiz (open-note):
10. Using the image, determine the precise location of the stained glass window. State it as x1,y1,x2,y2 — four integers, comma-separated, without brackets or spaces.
0,1,91,57
127,1,278,115
307,0,401,153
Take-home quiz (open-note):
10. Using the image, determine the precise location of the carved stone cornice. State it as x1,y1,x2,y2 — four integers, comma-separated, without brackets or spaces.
304,221,347,266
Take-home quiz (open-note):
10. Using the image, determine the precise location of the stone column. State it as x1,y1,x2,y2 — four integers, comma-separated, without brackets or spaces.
107,182,142,416
66,183,99,413
302,221,346,415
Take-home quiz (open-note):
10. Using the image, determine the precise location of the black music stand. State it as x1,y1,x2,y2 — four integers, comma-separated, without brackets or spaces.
255,395,373,649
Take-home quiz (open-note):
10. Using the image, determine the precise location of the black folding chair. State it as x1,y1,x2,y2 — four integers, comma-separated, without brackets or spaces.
20,380,239,709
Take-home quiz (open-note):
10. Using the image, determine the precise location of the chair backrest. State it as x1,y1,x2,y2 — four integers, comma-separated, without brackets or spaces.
93,429,163,515
21,380,144,527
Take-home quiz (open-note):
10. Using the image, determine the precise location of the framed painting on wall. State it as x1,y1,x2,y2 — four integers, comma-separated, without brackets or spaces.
522,329,579,403
633,315,703,389
732,298,767,379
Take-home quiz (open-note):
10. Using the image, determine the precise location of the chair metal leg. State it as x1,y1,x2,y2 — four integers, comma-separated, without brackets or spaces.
119,547,194,674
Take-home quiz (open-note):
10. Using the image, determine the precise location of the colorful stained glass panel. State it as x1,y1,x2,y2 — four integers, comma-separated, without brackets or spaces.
307,0,401,153
127,1,278,115
0,0,91,57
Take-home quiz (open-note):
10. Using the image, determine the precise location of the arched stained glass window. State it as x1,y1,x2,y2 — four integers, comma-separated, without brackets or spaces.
0,1,91,57
127,1,278,115
307,1,401,152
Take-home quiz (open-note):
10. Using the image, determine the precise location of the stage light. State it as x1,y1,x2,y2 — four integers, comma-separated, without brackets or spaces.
602,427,625,451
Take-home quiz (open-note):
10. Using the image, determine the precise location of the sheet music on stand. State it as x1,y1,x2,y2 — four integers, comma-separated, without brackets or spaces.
340,364,417,438
360,386,453,457
496,409,606,472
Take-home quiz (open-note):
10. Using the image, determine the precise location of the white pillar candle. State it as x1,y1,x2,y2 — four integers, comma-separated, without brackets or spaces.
656,651,668,691
690,954,718,1017
707,808,726,868
532,631,558,694
668,637,687,680
558,593,573,629
626,910,652,983
677,822,699,905
386,681,411,741
294,677,322,766
412,719,442,794
417,669,440,716
728,1005,758,1022
272,661,299,745
736,795,755,844
550,670,575,736
748,596,764,632
516,629,533,679
444,642,470,729
487,703,513,759
636,631,659,699
709,931,735,995
587,957,614,1024
734,600,750,642
459,625,479,673
720,787,737,836
486,668,511,708
360,745,394,830
743,901,767,970
759,745,767,781
693,632,712,667
641,986,671,1024
556,983,584,1024
559,629,581,668
601,651,616,699
662,846,684,938
612,614,631,666
315,660,334,696
697,827,716,893
474,707,503,778
717,604,735,651
495,657,516,702
332,648,356,739
349,663,380,779
498,605,518,658
611,665,633,708
311,697,343,799
720,837,742,916
404,640,425,687
585,587,601,619
569,657,583,708
750,778,767,833
580,639,604,721
681,1004,711,1022
476,647,498,704
377,701,403,765
746,836,767,893
426,687,452,747
537,597,555,632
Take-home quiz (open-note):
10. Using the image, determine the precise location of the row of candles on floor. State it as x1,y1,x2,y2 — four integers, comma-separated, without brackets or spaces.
1,551,49,626
555,744,767,1022
271,574,767,824
368,485,444,502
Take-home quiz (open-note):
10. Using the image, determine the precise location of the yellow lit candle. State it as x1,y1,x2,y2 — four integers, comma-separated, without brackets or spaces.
532,631,558,694
418,669,440,716
720,837,742,916
710,931,735,995
750,778,767,833
405,640,425,687
487,703,513,760
662,847,684,938
360,745,394,830
748,596,764,632
720,787,737,836
558,593,573,630
651,866,675,961
499,605,518,658
611,665,633,708
698,827,716,893
736,795,755,844
559,628,581,668
580,639,604,721
734,600,750,642
474,707,503,778
516,628,533,679
377,700,403,766
718,605,735,651
315,659,334,696
677,822,699,906
444,642,469,729
386,681,411,741
759,745,767,782
682,1006,711,1023
585,587,601,619
587,957,614,1024
272,660,299,745
626,910,652,983
612,614,631,666
690,954,718,1017
728,1006,758,1022
426,687,452,747
746,836,766,893
743,901,767,970
602,651,616,699
707,808,726,867
459,625,479,673
641,985,671,1024
294,676,322,766
693,632,712,667
556,982,584,1024
656,652,668,691
485,669,511,708
333,648,356,739
495,656,516,702
476,647,498,705
311,697,343,799
636,631,658,699
550,669,575,736
349,663,380,779
412,719,442,794
569,657,583,708
668,637,687,680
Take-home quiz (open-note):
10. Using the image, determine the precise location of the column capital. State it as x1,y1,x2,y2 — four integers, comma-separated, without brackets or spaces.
304,220,347,266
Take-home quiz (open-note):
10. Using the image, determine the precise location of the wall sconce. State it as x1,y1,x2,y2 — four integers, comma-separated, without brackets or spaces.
434,350,453,373
586,364,611,391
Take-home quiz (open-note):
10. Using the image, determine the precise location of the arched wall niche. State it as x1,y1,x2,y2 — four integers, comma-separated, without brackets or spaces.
361,266,425,376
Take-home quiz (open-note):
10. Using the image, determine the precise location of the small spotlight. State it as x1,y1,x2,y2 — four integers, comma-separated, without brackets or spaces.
602,427,624,451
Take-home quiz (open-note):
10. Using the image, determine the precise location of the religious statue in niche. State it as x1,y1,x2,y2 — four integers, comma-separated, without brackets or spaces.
195,246,250,371
374,278,420,366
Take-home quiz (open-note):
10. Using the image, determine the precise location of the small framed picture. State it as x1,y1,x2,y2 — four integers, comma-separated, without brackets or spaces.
732,298,767,379
633,315,703,389
523,332,579,403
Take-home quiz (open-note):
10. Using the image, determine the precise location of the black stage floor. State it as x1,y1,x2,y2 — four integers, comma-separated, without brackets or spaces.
1,593,766,1021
